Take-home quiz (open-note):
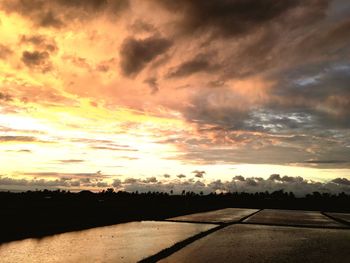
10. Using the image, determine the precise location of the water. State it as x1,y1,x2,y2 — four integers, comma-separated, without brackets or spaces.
0,221,216,263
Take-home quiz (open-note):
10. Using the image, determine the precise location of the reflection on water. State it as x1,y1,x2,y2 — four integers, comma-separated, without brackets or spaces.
169,208,258,223
245,209,346,227
0,221,215,263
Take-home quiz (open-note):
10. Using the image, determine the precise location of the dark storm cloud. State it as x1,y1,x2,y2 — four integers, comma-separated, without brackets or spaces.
213,6,343,81
155,0,334,85
155,0,327,38
120,36,172,76
167,53,220,78
296,18,350,60
152,0,335,83
269,63,350,129
1,0,129,28
182,60,350,139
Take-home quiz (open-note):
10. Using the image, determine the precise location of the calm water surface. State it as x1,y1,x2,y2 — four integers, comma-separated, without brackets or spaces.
0,221,215,263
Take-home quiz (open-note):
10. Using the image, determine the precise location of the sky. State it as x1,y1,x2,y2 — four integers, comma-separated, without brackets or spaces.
0,0,350,194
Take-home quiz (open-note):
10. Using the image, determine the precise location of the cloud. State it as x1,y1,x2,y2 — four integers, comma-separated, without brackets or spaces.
305,160,348,164
142,177,158,183
21,50,52,72
123,178,139,184
96,181,108,187
154,0,321,38
129,20,156,33
269,174,282,181
0,44,13,59
118,175,350,196
91,146,138,151
120,35,172,76
192,170,205,178
0,175,114,189
0,176,71,188
183,87,252,130
233,175,245,182
20,35,58,52
268,174,304,183
2,173,350,197
39,11,64,28
57,159,85,163
167,53,219,78
144,77,159,94
1,0,130,28
5,149,32,153
176,174,186,179
0,136,38,142
121,179,208,194
330,177,350,186
22,171,109,179
1,0,350,176
0,92,12,102
71,138,137,152
112,179,122,188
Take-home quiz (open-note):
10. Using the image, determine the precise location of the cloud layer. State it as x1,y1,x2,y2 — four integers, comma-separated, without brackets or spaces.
1,174,350,197
0,0,350,190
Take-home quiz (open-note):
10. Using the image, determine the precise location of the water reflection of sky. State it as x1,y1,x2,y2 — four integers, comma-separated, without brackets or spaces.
0,221,215,263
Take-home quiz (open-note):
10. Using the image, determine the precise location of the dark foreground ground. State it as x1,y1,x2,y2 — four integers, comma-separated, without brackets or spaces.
1,189,350,243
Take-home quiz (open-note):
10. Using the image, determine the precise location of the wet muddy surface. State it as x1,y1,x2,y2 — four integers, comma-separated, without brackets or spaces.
244,209,347,228
160,224,350,263
167,208,258,223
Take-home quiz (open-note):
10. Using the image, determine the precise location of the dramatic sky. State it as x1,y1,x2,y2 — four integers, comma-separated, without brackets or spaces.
0,0,350,194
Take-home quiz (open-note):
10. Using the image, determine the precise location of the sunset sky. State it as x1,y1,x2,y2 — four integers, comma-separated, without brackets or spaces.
1,0,350,194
